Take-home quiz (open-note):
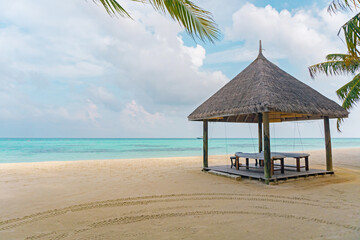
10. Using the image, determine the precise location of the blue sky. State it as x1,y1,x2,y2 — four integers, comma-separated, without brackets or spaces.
0,0,359,138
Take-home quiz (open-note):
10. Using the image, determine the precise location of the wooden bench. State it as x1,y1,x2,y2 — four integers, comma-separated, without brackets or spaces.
231,153,260,168
234,152,285,175
270,152,309,172
231,152,310,177
230,156,237,168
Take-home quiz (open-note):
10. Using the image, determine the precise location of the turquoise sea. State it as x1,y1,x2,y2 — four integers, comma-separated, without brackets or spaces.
1,138,360,163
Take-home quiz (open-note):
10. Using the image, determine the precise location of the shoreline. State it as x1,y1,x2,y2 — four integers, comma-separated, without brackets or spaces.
1,146,360,165
1,137,360,138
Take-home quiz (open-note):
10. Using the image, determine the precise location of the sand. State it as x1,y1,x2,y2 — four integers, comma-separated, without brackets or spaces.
0,148,360,240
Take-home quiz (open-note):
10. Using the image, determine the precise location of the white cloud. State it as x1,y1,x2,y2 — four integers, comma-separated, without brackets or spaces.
209,3,352,64
88,86,121,112
181,42,206,68
0,0,228,137
115,100,169,135
85,99,101,122
121,100,163,125
206,46,286,64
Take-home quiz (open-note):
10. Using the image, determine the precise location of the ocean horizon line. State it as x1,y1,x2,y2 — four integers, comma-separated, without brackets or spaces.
1,137,360,139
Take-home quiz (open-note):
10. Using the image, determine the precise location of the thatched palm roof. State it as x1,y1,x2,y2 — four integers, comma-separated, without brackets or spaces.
188,44,348,123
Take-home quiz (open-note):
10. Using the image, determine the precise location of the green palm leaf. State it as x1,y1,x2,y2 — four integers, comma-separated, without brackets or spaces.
328,0,360,13
309,53,360,131
335,73,360,130
340,13,360,55
336,73,360,109
326,53,353,60
309,61,346,78
148,0,219,42
318,1,360,131
93,0,220,43
95,0,133,17
308,53,360,78
327,1,360,55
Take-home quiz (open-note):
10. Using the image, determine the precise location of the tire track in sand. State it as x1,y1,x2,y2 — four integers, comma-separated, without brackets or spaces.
27,210,360,240
0,193,353,231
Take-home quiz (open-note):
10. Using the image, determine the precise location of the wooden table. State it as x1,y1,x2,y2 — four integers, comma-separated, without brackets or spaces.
235,152,285,175
268,152,309,172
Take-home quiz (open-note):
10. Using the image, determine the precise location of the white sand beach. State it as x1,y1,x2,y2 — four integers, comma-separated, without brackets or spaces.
1,148,360,239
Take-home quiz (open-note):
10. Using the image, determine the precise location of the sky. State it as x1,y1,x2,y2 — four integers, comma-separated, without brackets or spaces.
0,0,359,138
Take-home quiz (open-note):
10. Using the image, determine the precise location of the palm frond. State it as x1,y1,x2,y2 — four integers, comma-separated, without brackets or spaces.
94,0,220,43
336,73,360,109
339,13,360,55
340,53,360,68
326,53,352,61
309,60,353,78
309,52,360,78
147,0,219,42
328,0,360,13
336,117,344,131
323,1,360,131
335,73,360,131
94,0,133,17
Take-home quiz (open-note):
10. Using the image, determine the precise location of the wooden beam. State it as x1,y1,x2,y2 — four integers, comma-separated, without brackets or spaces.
249,113,256,123
269,114,281,119
238,115,246,122
258,113,263,153
279,113,308,118
244,114,249,122
269,119,282,123
203,120,208,169
324,117,333,171
209,116,224,120
263,112,271,184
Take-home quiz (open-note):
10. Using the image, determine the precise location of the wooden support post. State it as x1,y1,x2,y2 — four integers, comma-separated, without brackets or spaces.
203,120,208,169
235,156,239,170
258,113,263,153
324,117,333,171
296,158,300,172
305,156,309,171
263,112,271,184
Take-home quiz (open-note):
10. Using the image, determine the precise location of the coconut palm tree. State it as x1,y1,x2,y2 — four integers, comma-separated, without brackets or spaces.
95,0,219,42
328,1,360,55
308,1,360,130
309,53,360,130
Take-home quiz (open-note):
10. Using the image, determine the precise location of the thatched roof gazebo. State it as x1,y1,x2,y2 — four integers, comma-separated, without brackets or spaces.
188,41,348,183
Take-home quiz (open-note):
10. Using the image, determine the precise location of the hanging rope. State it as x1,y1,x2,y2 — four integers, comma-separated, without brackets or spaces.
317,121,324,138
296,122,305,153
293,123,296,152
247,124,256,153
272,123,277,152
224,123,228,155
222,123,229,166
208,122,213,158
209,122,214,139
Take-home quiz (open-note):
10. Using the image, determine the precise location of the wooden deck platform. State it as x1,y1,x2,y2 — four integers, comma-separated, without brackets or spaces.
204,165,333,182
